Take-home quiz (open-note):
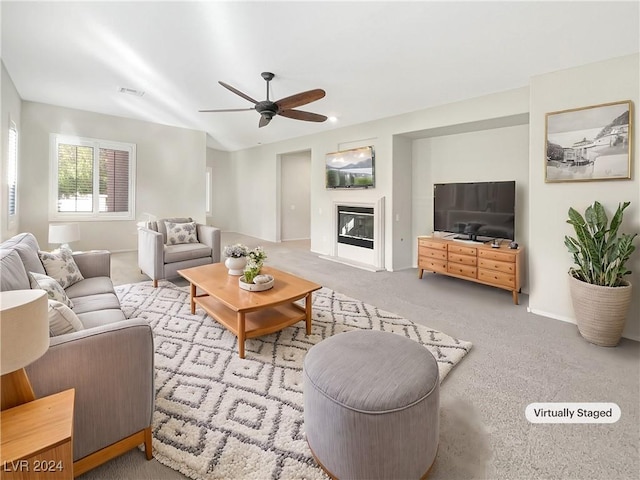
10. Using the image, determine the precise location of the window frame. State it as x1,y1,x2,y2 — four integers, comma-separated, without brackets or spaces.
49,134,136,221
205,166,212,215
7,118,18,228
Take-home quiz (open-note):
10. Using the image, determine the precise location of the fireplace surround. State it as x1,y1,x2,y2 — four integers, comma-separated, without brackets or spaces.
323,197,385,271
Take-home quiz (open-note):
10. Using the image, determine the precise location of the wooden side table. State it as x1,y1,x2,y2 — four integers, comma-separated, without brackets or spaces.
1,389,75,479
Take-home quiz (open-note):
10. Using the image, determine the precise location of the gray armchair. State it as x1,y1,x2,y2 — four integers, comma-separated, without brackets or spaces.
138,217,221,287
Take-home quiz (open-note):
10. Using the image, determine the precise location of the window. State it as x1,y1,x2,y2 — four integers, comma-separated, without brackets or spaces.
50,135,136,220
205,167,212,215
7,121,18,222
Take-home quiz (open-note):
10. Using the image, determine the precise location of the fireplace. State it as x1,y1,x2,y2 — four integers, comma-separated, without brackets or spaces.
321,197,385,271
337,206,374,249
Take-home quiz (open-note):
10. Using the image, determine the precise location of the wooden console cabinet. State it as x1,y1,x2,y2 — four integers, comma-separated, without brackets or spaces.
417,236,523,304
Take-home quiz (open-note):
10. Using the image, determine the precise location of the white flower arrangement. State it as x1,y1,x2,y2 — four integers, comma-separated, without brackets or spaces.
223,243,249,258
244,246,268,283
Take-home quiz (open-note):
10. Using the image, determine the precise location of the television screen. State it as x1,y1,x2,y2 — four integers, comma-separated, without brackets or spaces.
434,181,516,241
326,146,374,188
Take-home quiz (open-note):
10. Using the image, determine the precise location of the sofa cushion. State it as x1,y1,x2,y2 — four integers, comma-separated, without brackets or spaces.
157,217,192,244
29,272,74,308
165,221,198,245
164,243,212,263
76,309,127,329
65,277,115,299
70,293,121,315
39,246,84,288
0,249,30,291
48,299,84,336
6,233,46,275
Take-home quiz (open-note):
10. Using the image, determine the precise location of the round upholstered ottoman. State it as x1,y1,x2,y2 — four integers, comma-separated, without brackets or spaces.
303,329,440,480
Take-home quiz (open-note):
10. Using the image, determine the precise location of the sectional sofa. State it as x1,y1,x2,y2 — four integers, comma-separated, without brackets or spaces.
0,232,154,476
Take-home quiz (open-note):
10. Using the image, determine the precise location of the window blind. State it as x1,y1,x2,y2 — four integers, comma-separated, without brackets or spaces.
8,123,18,216
57,144,94,212
99,148,129,212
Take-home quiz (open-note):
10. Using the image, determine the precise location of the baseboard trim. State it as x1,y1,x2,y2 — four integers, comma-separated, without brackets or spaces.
318,255,385,272
527,307,640,342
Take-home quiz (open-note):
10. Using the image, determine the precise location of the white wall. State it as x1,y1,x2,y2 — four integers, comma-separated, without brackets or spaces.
1,62,22,241
206,146,233,230
528,53,640,341
280,151,311,241
20,102,207,251
392,135,413,270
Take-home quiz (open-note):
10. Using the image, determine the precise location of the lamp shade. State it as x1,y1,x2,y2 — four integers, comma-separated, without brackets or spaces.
49,223,80,245
0,290,49,375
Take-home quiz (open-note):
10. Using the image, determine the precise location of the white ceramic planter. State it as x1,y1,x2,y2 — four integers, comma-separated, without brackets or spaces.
568,274,632,347
225,256,247,275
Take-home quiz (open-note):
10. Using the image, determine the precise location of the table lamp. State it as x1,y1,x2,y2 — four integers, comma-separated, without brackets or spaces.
49,223,80,249
1,289,49,410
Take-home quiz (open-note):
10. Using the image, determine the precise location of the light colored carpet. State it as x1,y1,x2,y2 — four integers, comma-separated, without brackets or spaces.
113,280,471,480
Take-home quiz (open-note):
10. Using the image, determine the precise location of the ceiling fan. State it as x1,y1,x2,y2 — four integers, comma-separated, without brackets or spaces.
199,72,327,128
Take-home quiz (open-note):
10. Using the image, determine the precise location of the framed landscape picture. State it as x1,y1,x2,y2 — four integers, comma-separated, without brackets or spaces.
545,100,632,182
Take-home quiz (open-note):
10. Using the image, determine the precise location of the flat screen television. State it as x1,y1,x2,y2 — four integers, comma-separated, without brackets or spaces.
433,181,516,241
325,146,374,188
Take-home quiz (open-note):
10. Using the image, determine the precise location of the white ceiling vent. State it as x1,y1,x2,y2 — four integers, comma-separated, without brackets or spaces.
119,87,145,97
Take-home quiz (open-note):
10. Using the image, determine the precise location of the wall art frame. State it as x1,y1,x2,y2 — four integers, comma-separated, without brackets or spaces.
545,100,632,183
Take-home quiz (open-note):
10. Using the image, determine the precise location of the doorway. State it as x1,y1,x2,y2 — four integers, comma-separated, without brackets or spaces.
280,150,311,242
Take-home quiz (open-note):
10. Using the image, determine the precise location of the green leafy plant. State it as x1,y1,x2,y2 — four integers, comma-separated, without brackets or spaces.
243,247,267,283
565,201,637,287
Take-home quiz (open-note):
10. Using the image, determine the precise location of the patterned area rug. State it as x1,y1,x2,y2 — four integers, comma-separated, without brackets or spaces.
115,280,472,480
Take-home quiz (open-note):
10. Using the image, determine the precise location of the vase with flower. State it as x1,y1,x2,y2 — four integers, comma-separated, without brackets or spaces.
223,243,248,275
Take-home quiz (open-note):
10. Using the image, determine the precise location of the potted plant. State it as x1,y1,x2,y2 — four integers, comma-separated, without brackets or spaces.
565,201,637,346
243,247,268,283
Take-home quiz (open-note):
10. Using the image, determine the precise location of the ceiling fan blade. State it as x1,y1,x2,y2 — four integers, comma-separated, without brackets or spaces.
259,115,271,128
218,81,258,104
275,89,325,111
198,107,255,113
278,109,328,123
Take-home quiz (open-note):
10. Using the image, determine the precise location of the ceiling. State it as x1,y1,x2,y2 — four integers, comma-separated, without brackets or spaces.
2,1,639,152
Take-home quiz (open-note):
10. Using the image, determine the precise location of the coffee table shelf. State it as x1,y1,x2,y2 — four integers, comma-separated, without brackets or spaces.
194,295,307,339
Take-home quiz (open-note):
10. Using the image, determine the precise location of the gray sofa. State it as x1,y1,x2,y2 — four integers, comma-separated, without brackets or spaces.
138,217,221,287
0,232,154,476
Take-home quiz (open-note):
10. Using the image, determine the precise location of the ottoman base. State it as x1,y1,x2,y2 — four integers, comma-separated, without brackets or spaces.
307,441,438,480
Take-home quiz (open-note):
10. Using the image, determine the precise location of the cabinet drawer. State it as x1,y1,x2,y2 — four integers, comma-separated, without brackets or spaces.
478,249,516,263
448,253,477,266
478,269,515,288
447,263,477,279
478,258,515,274
421,248,447,260
420,259,448,274
419,238,447,250
448,244,477,256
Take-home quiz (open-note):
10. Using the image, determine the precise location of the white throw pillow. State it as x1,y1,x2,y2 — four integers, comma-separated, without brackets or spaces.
29,272,74,308
38,246,84,288
165,221,198,245
48,299,84,337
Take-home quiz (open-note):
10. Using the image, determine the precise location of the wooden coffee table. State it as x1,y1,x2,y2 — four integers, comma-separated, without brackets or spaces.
177,263,322,358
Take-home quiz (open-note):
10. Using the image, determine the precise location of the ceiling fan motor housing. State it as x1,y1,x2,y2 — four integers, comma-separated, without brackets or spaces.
256,101,278,119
